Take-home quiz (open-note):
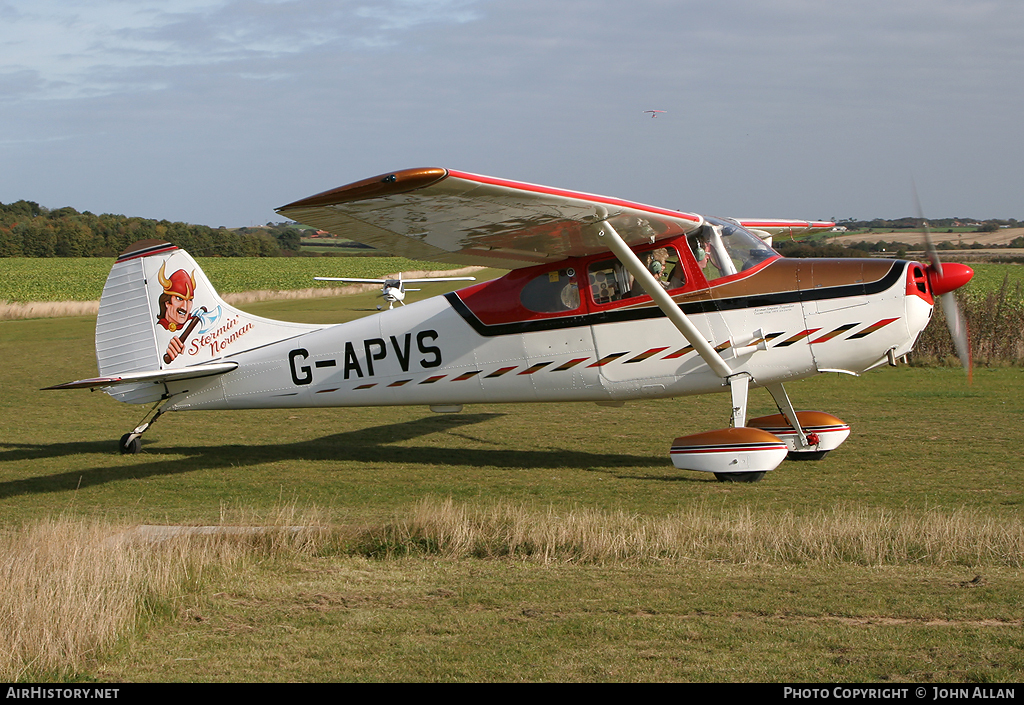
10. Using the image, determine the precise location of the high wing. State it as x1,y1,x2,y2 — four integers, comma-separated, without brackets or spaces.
277,168,705,270
734,219,834,238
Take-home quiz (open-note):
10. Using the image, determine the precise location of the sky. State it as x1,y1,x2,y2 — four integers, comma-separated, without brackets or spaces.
1,0,1021,227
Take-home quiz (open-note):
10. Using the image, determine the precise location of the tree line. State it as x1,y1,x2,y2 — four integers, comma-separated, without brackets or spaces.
0,200,301,258
835,217,1019,231
5,198,1019,259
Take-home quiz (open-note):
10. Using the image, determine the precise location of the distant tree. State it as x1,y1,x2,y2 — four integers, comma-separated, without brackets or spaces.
0,224,20,256
775,240,871,258
54,217,93,257
273,226,302,252
0,200,42,220
0,199,288,257
16,220,56,257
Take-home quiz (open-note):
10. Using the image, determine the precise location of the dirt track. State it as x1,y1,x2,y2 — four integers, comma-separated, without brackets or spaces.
830,227,1024,247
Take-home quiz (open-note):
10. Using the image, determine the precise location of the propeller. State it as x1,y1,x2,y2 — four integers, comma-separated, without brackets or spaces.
914,186,974,380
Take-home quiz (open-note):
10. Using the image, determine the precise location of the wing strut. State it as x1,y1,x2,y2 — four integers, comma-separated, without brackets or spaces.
597,221,733,379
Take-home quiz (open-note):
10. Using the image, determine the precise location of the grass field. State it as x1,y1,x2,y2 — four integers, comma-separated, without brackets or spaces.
2,281,1023,682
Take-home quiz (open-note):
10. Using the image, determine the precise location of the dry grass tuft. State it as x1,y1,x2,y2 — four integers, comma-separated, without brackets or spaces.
359,497,1024,567
0,300,99,320
0,504,330,681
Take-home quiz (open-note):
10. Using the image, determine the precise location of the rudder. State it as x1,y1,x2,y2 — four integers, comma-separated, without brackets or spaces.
95,240,324,404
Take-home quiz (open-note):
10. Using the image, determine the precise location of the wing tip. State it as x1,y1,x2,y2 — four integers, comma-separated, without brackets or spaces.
42,377,121,391
277,167,449,213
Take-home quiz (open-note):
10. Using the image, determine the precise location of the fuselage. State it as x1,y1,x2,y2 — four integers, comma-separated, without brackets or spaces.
162,240,935,413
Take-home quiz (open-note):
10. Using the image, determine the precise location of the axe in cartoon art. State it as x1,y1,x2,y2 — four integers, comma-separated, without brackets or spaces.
163,306,207,363
161,306,224,363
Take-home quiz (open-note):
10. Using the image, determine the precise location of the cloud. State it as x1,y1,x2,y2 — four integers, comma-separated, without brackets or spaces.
0,0,485,100
1,0,1021,223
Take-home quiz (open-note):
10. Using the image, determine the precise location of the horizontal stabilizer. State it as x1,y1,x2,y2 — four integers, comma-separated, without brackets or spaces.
43,361,238,391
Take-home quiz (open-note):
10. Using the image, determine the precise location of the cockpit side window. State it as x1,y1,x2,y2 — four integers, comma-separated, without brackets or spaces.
588,246,686,305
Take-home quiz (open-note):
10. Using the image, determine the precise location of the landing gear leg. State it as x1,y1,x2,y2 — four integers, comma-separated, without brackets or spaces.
766,383,809,448
728,373,751,428
765,383,829,460
714,373,767,482
118,402,167,455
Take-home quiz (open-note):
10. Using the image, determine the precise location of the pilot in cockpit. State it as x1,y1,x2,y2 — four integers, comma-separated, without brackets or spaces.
627,248,670,297
689,232,723,280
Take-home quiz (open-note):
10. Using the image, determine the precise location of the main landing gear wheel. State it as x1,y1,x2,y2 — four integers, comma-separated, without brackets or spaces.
119,433,141,455
787,449,830,461
714,471,765,483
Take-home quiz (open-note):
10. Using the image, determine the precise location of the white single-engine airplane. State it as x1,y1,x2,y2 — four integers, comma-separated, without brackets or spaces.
47,167,973,481
314,273,477,310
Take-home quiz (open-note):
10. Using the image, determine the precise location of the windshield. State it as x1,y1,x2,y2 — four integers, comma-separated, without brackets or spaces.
687,217,778,281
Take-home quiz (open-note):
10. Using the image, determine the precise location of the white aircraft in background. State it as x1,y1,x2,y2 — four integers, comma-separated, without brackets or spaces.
47,167,973,482
314,273,476,310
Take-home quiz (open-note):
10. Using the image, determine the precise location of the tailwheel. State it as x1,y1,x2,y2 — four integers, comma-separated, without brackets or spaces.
118,403,166,455
119,433,141,455
714,471,766,483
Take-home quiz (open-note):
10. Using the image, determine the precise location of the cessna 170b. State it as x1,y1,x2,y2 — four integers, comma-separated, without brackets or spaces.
47,167,974,481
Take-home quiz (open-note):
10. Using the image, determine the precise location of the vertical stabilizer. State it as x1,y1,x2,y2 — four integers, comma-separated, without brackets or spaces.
95,240,325,404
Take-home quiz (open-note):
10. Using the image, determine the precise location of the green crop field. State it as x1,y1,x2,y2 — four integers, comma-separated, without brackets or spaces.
2,279,1023,682
2,256,1021,304
0,256,461,303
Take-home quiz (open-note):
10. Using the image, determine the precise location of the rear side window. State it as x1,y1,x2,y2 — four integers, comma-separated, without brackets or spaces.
519,268,581,313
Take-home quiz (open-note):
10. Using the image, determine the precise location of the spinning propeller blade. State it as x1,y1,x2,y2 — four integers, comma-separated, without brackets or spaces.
914,186,973,381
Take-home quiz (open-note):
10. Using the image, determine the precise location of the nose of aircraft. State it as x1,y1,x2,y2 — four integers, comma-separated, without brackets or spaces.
927,262,973,296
